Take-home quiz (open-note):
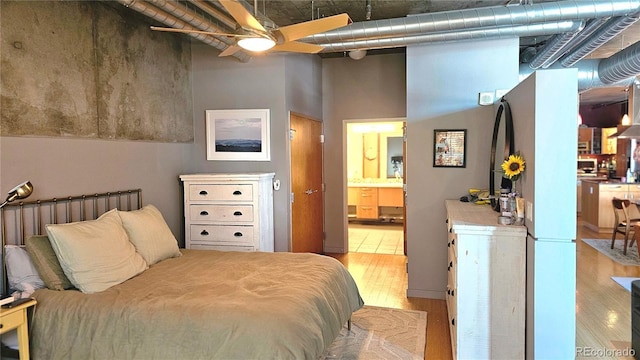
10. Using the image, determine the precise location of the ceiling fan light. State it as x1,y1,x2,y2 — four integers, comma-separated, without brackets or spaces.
237,37,276,52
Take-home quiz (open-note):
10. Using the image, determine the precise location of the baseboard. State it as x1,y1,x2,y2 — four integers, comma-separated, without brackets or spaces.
324,246,346,254
407,288,445,300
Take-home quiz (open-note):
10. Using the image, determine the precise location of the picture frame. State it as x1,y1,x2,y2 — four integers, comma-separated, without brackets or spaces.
205,109,270,161
433,129,466,168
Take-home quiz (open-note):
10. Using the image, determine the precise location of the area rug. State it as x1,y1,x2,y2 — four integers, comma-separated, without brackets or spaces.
611,276,640,292
323,305,427,360
582,238,640,266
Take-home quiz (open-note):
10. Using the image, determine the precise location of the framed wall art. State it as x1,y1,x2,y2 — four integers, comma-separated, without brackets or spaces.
205,109,270,161
433,129,466,168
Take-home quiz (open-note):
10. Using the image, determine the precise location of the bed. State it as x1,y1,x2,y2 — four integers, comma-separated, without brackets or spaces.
1,189,364,359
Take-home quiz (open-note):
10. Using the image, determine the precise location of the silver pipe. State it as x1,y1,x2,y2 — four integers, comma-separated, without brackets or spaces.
519,59,636,91
189,0,237,30
528,21,585,69
599,37,640,83
117,0,251,62
320,21,584,53
146,0,235,46
528,17,610,69
305,0,640,45
560,12,640,67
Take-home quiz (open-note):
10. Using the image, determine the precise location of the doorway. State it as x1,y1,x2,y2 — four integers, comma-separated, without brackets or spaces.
345,119,406,254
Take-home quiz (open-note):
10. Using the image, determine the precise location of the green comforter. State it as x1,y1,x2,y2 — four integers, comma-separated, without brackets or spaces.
30,250,364,359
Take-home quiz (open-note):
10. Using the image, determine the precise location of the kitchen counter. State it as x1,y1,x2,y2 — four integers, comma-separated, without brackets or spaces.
347,178,403,188
581,180,640,232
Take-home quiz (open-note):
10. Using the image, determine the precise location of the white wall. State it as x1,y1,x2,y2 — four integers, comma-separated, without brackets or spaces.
405,38,520,298
190,44,323,251
508,69,578,359
322,53,407,252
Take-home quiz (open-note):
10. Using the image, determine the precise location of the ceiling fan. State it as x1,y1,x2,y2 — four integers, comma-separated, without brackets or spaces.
150,0,352,56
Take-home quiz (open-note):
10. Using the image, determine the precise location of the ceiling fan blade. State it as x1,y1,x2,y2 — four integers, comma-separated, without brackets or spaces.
219,45,242,57
276,14,352,42
218,0,266,33
150,26,236,37
270,41,324,54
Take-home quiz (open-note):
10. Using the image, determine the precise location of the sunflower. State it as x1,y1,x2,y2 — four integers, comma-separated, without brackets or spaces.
501,153,525,181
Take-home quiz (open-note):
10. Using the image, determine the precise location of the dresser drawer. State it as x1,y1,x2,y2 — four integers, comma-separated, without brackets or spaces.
188,184,253,202
189,205,254,222
189,225,254,246
0,309,24,334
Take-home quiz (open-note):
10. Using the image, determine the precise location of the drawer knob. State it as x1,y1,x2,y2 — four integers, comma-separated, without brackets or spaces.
200,230,209,236
447,241,450,247
452,318,455,326
233,211,243,216
234,232,243,237
199,190,208,196
233,190,242,196
451,290,455,297
200,211,209,216
452,239,455,245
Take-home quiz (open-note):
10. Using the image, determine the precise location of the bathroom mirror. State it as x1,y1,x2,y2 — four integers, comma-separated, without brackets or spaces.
387,137,404,178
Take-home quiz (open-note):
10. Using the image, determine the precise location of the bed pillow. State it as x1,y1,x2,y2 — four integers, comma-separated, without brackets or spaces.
45,209,148,294
118,205,181,265
4,245,45,293
25,235,74,291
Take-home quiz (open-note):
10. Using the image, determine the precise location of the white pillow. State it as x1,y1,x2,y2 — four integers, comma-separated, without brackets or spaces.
118,205,181,265
4,245,45,294
45,209,148,294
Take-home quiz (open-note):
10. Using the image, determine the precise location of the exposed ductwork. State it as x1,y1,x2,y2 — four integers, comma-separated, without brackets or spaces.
303,0,640,47
117,0,251,62
118,0,640,96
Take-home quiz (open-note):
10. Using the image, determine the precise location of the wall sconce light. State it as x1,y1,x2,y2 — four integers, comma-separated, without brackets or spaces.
0,181,34,209
622,114,631,125
348,49,367,60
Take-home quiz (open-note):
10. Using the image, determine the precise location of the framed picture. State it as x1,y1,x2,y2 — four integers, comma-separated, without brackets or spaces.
205,109,270,161
433,129,466,168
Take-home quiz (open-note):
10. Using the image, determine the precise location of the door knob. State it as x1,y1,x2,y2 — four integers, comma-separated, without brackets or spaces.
305,189,318,195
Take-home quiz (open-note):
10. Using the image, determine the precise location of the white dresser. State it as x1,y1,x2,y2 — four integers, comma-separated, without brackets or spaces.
179,173,275,252
445,200,526,360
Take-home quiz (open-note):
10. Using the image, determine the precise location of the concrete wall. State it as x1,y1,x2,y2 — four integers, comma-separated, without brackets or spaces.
322,53,406,252
405,38,520,298
1,1,193,142
0,1,194,241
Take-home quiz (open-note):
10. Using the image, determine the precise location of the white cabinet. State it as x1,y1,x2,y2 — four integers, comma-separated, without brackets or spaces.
445,200,526,360
180,173,275,252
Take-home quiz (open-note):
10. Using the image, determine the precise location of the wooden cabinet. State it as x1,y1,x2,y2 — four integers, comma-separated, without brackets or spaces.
0,299,37,360
180,173,275,251
582,181,640,232
445,200,526,360
348,186,403,220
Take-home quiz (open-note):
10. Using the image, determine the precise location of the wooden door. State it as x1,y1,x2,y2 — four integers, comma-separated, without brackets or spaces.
290,113,324,253
403,123,407,255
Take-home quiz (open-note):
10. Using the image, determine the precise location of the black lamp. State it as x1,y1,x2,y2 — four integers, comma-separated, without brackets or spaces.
0,181,33,209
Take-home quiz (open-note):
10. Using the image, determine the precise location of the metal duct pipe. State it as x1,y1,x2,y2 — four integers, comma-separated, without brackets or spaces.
528,22,585,69
528,17,609,69
560,12,640,67
146,0,235,47
305,0,640,45
519,59,635,91
117,0,251,62
599,38,640,83
189,0,237,30
320,21,584,53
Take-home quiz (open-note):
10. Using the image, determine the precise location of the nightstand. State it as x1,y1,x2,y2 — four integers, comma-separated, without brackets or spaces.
0,299,37,360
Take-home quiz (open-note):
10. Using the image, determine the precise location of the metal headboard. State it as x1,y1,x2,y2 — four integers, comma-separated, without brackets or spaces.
1,189,142,295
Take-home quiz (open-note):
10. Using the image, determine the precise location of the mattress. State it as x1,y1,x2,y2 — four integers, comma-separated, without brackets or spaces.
29,249,364,359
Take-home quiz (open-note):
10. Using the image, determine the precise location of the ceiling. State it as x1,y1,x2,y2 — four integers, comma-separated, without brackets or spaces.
129,0,640,106
259,0,640,107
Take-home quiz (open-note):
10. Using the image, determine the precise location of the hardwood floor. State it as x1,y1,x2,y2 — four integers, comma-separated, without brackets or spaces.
328,216,640,360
